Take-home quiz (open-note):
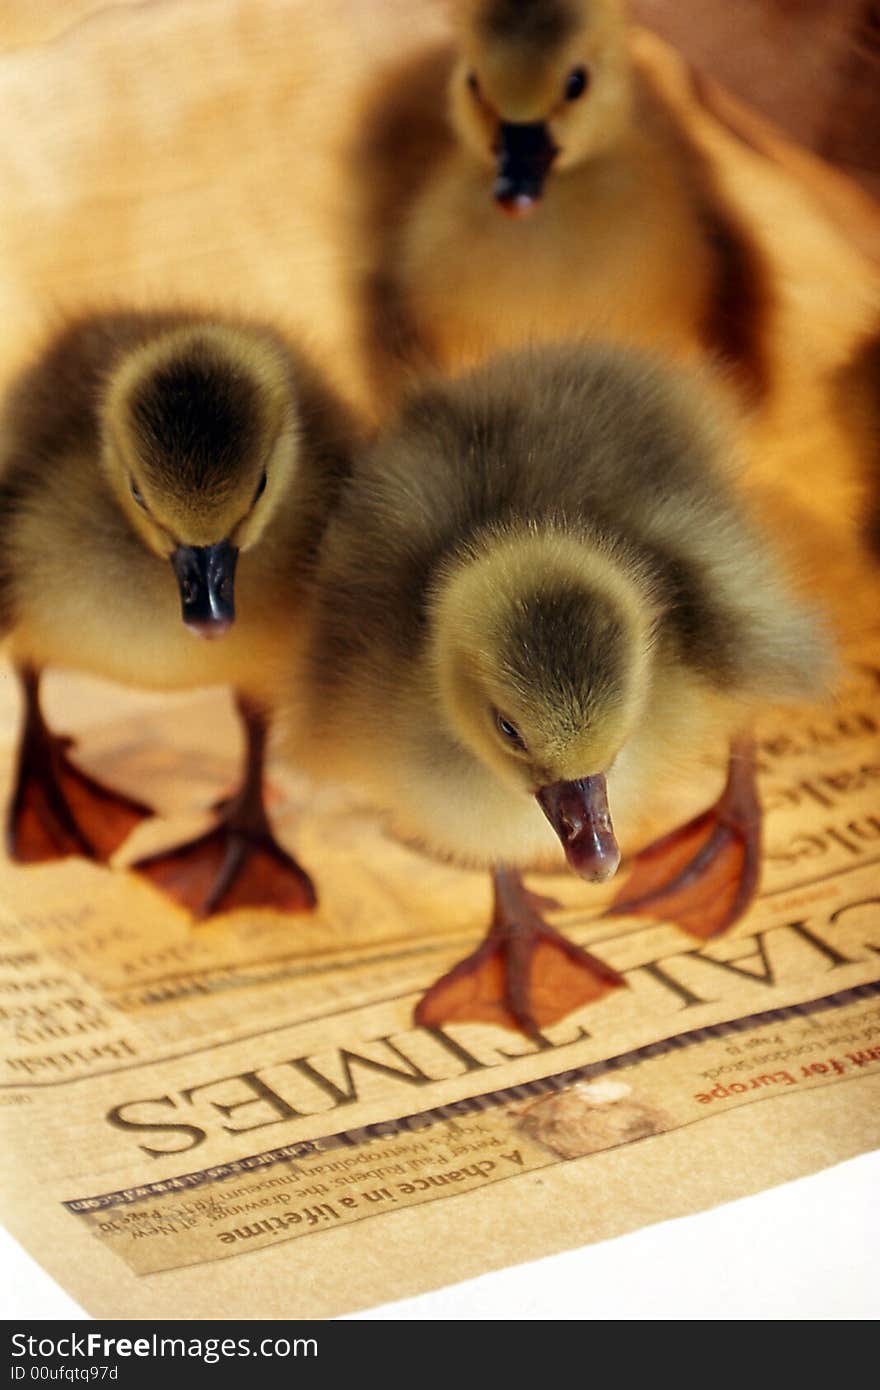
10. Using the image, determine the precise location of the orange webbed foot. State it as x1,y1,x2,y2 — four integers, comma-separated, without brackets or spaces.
416,869,624,1039
133,820,316,919
7,732,152,865
608,740,760,940
133,695,317,920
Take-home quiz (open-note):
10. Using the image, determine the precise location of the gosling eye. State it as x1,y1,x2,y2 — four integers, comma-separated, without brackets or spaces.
130,478,147,511
252,470,268,506
467,70,481,99
495,710,528,753
564,65,589,101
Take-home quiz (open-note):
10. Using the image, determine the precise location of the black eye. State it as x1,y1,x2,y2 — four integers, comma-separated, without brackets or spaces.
252,470,267,505
130,478,147,510
467,70,480,98
564,66,588,101
495,710,528,753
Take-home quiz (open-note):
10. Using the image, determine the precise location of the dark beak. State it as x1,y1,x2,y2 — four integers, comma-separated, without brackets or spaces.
493,121,558,216
171,540,238,639
536,774,620,882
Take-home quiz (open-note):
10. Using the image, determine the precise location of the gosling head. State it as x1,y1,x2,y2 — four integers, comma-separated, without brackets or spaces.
101,324,298,638
449,0,631,215
430,530,657,881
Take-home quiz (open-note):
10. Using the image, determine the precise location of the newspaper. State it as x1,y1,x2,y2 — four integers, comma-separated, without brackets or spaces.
0,635,878,1316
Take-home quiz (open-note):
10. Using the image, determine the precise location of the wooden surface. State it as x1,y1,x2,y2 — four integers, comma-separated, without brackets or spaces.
632,0,880,196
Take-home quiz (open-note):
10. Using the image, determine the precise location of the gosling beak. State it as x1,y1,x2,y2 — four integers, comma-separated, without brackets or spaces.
493,121,558,216
171,540,238,639
536,774,621,882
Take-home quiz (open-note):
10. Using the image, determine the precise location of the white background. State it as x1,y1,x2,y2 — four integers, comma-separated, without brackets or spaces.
3,1148,877,1320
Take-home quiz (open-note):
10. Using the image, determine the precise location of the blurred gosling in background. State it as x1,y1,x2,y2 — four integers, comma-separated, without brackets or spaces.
352,0,770,413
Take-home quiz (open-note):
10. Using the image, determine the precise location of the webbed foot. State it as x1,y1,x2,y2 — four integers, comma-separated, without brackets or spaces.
6,668,151,864
416,868,624,1039
608,740,760,939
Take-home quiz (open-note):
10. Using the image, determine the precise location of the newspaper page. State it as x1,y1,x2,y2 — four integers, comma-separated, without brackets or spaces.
0,630,878,1316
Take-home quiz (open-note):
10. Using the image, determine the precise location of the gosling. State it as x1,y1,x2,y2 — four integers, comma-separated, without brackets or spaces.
284,342,829,1036
0,309,355,917
352,0,770,413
